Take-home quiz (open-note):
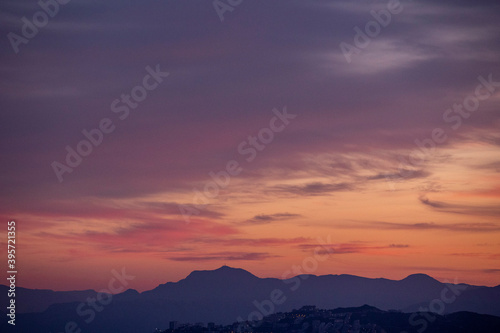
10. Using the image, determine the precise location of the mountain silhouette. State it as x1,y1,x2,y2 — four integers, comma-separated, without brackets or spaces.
186,265,258,281
0,284,98,313
1,266,498,333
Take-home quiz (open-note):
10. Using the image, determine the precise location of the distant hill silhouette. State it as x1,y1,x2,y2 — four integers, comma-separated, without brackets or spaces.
0,284,99,313
1,266,499,333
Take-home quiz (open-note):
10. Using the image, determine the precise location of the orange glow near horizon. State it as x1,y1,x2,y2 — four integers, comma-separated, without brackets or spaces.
5,142,500,292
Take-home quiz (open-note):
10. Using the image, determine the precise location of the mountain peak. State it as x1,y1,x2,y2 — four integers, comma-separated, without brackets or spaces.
114,288,140,300
120,288,139,295
401,273,441,286
403,273,437,281
185,266,258,282
216,265,240,272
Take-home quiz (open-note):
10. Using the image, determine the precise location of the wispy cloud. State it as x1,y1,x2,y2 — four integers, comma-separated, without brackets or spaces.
35,219,239,255
449,252,500,261
342,221,500,233
483,269,500,274
191,237,309,247
164,202,224,219
419,195,500,217
244,212,302,224
367,170,431,181
389,244,410,248
299,242,410,255
477,161,500,172
271,182,353,196
168,252,277,262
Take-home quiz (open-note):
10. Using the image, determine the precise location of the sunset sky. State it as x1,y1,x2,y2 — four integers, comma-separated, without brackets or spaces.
1,0,500,292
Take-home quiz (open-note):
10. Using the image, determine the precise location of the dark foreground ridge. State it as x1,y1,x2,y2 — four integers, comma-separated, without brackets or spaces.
158,305,500,333
1,266,499,333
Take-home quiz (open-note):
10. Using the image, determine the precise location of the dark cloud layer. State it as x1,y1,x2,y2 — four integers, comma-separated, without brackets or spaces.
419,196,500,217
244,213,302,224
344,221,500,232
1,0,500,212
299,242,410,255
272,182,353,196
